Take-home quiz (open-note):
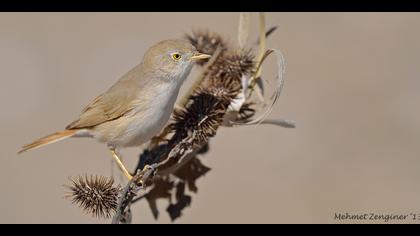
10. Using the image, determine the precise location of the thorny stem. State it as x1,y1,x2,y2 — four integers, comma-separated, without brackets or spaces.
112,165,156,224
158,139,203,176
112,171,136,224
111,133,198,224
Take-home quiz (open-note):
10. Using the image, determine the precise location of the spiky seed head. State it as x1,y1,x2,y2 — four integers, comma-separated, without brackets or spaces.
172,91,229,145
200,50,255,103
65,175,121,218
170,49,256,146
201,76,242,101
208,50,255,80
185,30,228,65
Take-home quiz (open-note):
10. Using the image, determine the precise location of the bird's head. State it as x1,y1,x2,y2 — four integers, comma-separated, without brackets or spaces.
142,39,211,83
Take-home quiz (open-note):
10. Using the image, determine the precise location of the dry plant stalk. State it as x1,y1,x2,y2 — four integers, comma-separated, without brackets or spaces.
65,13,294,223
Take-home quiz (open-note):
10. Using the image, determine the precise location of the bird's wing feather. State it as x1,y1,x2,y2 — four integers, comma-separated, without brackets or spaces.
66,65,148,129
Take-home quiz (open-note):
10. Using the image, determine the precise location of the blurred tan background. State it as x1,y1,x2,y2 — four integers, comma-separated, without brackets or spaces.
1,12,420,224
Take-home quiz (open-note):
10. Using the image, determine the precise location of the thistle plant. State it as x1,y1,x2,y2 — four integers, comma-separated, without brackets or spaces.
65,13,294,223
65,175,120,218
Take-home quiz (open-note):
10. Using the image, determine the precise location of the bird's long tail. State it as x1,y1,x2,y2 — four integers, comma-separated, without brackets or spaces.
18,130,77,154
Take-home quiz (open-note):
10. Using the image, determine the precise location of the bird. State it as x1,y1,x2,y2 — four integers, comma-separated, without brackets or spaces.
18,39,211,180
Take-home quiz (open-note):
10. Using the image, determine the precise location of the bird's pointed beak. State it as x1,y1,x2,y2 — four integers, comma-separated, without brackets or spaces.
191,52,212,60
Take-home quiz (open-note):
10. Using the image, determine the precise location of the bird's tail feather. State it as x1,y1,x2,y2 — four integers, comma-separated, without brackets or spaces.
18,130,77,154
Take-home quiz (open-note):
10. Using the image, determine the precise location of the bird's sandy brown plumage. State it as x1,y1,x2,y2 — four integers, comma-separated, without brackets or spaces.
18,39,206,155
18,130,77,154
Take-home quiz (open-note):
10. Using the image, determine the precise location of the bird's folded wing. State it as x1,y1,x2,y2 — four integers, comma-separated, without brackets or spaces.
66,77,140,130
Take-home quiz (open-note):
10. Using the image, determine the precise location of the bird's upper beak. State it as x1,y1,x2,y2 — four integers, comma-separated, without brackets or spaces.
191,52,212,60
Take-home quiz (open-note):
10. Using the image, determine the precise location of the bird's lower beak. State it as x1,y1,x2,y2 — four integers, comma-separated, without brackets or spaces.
191,52,212,60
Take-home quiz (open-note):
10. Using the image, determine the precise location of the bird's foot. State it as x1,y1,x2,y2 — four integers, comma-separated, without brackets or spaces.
136,165,156,187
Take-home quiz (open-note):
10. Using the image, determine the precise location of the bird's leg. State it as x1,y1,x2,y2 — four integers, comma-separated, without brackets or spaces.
110,158,125,183
109,148,133,180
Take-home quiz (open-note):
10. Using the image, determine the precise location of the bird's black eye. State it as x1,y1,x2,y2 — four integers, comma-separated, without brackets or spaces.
172,53,182,61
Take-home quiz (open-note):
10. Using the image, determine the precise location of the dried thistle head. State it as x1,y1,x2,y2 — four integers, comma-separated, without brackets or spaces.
170,48,256,145
65,175,121,218
172,91,229,145
199,50,256,104
200,78,242,102
208,49,256,80
185,29,228,65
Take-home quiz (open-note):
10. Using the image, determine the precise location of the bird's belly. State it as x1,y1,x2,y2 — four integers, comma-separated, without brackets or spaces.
93,84,179,148
122,108,170,147
93,107,171,148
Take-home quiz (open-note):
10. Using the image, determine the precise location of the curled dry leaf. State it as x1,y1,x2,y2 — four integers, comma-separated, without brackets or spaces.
238,12,251,49
234,49,287,126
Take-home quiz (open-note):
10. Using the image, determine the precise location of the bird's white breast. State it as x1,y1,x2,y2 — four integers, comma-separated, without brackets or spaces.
92,63,192,148
115,81,181,147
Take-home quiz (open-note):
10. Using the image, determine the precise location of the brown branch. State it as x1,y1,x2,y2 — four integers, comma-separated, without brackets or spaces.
111,133,199,224
111,167,154,224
